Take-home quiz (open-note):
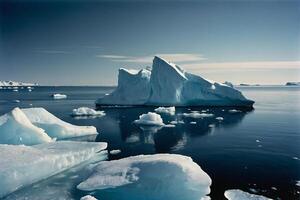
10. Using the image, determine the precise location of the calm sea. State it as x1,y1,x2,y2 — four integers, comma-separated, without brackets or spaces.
0,86,299,200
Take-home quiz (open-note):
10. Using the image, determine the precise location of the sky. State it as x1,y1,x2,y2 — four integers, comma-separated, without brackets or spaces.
0,0,299,86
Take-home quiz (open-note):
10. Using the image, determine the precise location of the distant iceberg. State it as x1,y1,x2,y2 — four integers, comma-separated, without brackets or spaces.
96,56,254,107
0,141,107,198
77,154,212,200
72,107,105,117
52,93,67,99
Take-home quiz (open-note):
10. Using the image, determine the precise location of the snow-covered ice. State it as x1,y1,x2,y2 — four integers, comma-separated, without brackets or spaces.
224,189,272,200
0,141,107,198
0,107,53,145
110,149,121,155
77,154,212,200
72,107,105,117
133,112,165,126
52,93,67,99
80,195,98,200
154,106,175,115
96,56,254,107
22,107,98,139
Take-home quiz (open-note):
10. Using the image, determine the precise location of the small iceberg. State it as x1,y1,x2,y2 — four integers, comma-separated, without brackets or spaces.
134,112,165,126
154,106,175,115
80,195,98,200
224,189,272,200
72,107,105,117
228,109,242,113
0,141,107,198
110,149,121,155
96,56,254,107
183,111,214,118
52,93,67,99
77,154,212,200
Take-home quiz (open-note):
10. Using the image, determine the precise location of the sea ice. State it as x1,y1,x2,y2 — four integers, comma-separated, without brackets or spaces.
52,93,67,99
133,112,165,126
224,189,272,200
154,106,175,115
77,154,212,200
72,107,105,117
0,141,107,198
22,107,98,139
96,56,254,107
0,107,53,145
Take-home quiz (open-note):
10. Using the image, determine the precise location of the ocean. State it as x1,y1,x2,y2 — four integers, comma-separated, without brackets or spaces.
0,86,299,200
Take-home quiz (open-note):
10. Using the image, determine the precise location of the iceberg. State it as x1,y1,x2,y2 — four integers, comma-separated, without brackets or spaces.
72,107,105,117
80,195,98,200
77,154,212,200
96,56,254,107
0,141,107,198
224,189,272,200
52,93,67,99
154,106,176,115
133,112,165,126
0,108,53,145
22,107,98,139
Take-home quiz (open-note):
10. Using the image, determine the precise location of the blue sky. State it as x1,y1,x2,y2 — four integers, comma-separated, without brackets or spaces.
0,0,299,85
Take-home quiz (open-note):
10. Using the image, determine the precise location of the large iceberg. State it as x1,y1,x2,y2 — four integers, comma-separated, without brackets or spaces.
0,108,53,145
0,141,107,198
77,154,212,200
22,107,98,139
96,56,254,107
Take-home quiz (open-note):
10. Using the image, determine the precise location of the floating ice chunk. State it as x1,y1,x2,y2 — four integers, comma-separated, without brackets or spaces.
52,93,67,99
154,106,175,115
164,124,176,128
0,107,53,145
22,107,98,139
110,149,121,155
12,100,20,103
96,56,254,107
0,141,107,198
224,189,272,200
296,180,300,186
216,117,224,121
183,112,214,118
170,120,184,124
256,139,260,143
228,109,242,113
80,195,98,200
208,124,215,128
72,107,105,117
190,121,197,124
77,154,212,200
134,112,164,126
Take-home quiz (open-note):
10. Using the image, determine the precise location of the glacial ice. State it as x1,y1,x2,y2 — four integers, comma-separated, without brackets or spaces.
52,93,67,99
154,106,175,115
96,56,254,107
0,108,53,145
77,154,212,200
22,107,98,139
72,107,105,117
224,189,272,200
133,112,165,126
0,141,107,198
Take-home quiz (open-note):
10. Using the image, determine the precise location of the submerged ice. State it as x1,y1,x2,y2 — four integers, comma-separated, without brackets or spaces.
77,154,212,200
96,56,254,107
0,141,107,198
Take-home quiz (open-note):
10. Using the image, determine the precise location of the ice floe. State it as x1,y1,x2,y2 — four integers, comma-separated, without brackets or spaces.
134,112,165,126
154,106,175,115
77,154,212,200
224,189,272,200
72,107,105,117
110,149,121,155
0,141,107,198
183,111,214,118
228,109,242,113
52,93,67,99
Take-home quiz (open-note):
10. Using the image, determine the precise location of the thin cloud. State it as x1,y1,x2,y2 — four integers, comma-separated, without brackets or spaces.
97,53,206,63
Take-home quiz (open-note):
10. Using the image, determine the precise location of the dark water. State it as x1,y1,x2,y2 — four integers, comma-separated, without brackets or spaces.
0,86,299,200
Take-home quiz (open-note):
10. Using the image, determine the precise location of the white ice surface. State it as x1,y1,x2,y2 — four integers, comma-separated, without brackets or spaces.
0,141,107,198
224,190,272,200
154,106,175,115
77,154,212,200
22,107,98,139
96,56,254,107
0,107,53,145
72,107,105,117
133,112,165,126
